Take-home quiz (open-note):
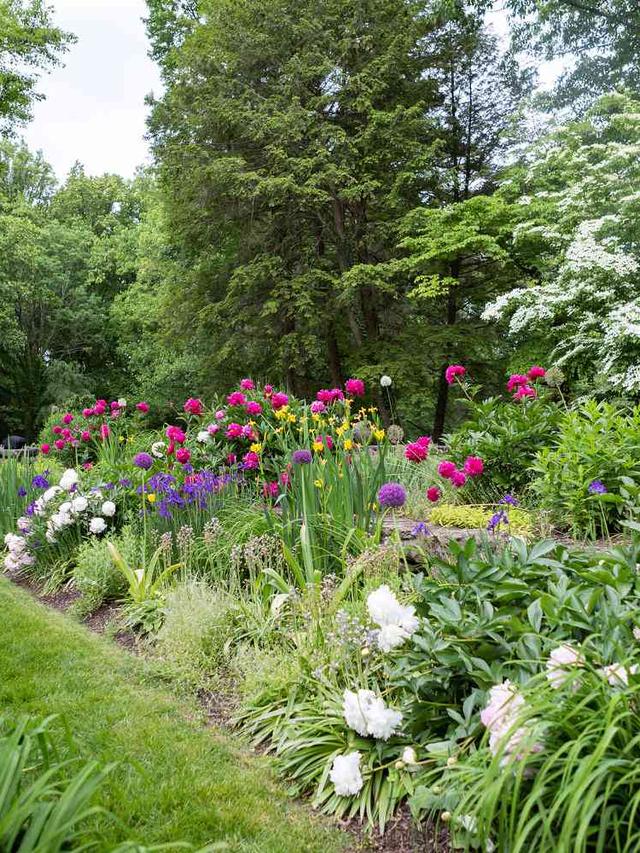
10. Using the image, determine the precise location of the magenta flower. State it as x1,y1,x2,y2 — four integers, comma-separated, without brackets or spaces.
100,424,110,440
62,413,73,425
166,425,186,443
310,400,326,414
243,451,260,470
245,400,263,416
426,486,441,503
215,409,225,420
271,392,289,410
506,374,529,393
514,384,537,401
438,460,456,479
207,423,220,435
451,470,467,488
81,431,91,442
527,365,546,380
82,407,94,418
464,456,484,477
345,378,365,397
184,398,204,416
176,447,191,465
405,442,428,463
40,443,50,455
54,439,65,451
263,384,273,397
226,422,243,439
240,378,255,390
227,391,247,407
136,401,150,413
445,365,466,384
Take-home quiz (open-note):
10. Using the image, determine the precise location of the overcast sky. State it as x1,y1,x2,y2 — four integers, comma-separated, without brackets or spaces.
24,0,162,181
22,1,562,184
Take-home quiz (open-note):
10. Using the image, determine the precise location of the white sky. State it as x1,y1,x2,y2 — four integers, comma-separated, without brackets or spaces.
22,1,563,184
23,0,162,181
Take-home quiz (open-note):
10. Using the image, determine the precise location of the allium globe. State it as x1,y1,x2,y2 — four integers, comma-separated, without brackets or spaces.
377,482,406,508
133,452,154,470
345,378,365,397
292,449,312,465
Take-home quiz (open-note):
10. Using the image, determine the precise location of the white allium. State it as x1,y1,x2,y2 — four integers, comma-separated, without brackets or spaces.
59,469,79,491
89,517,107,535
72,496,88,513
380,375,392,387
197,430,210,443
343,689,402,741
546,644,584,689
329,752,363,796
101,500,116,517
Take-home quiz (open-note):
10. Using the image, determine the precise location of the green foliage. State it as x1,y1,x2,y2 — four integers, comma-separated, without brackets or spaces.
428,503,532,537
72,527,138,614
532,401,640,538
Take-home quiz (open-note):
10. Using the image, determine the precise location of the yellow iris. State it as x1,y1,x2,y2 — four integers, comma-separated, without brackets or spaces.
314,479,324,488
343,438,353,451
250,442,262,453
373,428,385,441
147,493,156,504
312,441,324,453
311,413,321,422
287,413,297,423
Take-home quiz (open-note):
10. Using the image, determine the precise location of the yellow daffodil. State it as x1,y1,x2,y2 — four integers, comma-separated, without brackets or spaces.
343,438,353,451
311,413,321,422
287,413,297,423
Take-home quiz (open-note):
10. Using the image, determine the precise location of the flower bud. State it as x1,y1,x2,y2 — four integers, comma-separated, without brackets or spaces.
361,646,370,658
447,755,457,767
441,811,452,823
394,760,405,770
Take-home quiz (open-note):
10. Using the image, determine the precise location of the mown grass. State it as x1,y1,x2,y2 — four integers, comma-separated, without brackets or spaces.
0,579,345,852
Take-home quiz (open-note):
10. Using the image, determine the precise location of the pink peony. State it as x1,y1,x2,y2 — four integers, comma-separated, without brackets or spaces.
514,384,537,401
94,402,106,415
310,400,326,414
243,451,260,470
100,424,110,440
215,409,226,420
263,481,279,498
438,460,456,479
226,422,243,439
40,443,50,455
227,391,247,407
426,486,441,503
416,435,431,448
52,425,62,435
245,400,263,416
464,456,484,477
242,424,257,440
61,429,72,440
176,447,191,464
226,453,237,464
263,384,273,397
345,378,365,397
136,401,150,413
405,442,428,463
280,472,290,488
240,378,255,390
81,431,91,442
166,425,186,443
54,439,65,451
451,470,467,488
62,413,73,425
271,392,289,410
445,364,466,384
506,374,528,393
184,397,204,416
527,365,546,380
82,407,94,418
207,423,220,435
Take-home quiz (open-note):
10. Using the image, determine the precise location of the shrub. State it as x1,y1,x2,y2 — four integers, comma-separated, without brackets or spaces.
531,400,640,538
72,527,140,613
427,503,533,537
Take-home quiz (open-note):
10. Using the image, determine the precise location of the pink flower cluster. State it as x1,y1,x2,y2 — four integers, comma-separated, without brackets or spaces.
435,455,484,490
404,435,431,463
445,365,466,385
41,398,149,455
316,378,366,406
507,366,546,401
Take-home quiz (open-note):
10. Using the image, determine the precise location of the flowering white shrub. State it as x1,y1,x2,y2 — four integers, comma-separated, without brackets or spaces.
342,689,402,741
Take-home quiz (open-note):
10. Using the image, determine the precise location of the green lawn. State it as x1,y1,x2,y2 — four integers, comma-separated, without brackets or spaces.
0,579,344,852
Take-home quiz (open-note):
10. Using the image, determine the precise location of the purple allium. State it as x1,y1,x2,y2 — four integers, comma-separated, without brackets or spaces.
292,449,313,465
588,480,607,495
499,494,519,506
133,452,154,470
31,473,49,490
377,482,406,509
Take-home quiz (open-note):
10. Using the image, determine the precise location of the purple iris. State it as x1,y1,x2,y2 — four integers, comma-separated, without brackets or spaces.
488,509,509,532
31,473,50,490
499,494,519,506
17,486,27,497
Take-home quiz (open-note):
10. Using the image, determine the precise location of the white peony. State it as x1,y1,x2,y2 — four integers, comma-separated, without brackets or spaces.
59,501,73,515
367,585,419,652
343,689,402,741
101,500,116,517
197,430,210,443
72,496,88,513
89,517,107,535
546,644,584,689
42,485,62,504
16,516,30,533
151,441,166,458
329,752,363,796
59,469,79,491
599,662,639,687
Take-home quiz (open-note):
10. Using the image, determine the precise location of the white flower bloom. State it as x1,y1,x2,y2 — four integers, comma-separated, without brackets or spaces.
270,592,289,616
480,680,541,760
197,430,210,443
634,627,640,642
598,662,639,688
380,375,392,387
59,469,79,491
59,501,72,515
89,517,107,535
367,585,419,652
117,398,127,408
329,752,363,796
401,746,418,765
101,500,116,518
16,517,30,533
151,441,166,458
343,689,402,740
72,496,88,513
546,644,584,689
134,568,145,584
42,486,62,504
